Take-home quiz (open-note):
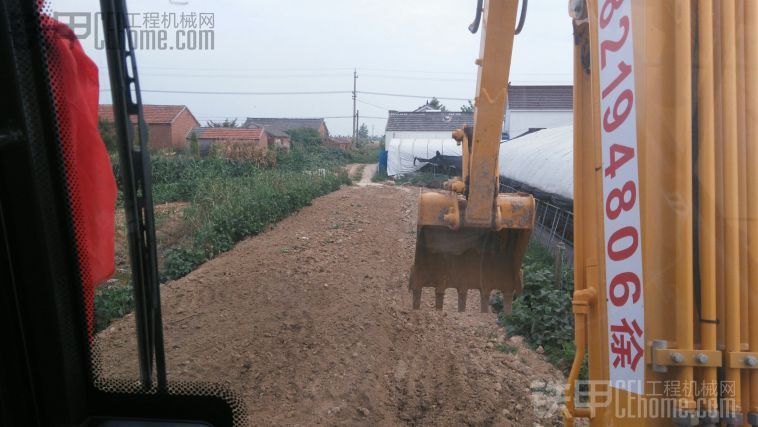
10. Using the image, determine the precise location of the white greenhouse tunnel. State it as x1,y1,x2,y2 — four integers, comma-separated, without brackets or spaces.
386,125,573,201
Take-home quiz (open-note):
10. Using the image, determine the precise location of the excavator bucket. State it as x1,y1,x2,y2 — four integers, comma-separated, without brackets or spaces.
410,191,534,313
409,0,529,313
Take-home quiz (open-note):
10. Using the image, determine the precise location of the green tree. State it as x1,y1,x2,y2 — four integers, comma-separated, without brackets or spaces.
427,97,447,112
98,118,117,153
189,132,200,158
207,118,239,128
357,123,369,140
285,128,323,146
460,100,475,113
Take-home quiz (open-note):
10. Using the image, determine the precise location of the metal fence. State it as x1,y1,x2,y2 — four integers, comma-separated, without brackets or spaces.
500,183,574,264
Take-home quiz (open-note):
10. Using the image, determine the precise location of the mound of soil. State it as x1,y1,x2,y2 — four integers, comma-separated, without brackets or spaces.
97,184,564,426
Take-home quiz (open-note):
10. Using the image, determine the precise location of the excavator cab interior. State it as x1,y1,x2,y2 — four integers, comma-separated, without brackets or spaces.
0,0,239,424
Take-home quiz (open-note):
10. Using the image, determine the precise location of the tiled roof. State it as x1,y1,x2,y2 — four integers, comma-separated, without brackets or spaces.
508,85,573,110
329,136,352,145
385,111,473,132
243,117,325,133
190,127,264,140
264,127,290,138
98,104,189,124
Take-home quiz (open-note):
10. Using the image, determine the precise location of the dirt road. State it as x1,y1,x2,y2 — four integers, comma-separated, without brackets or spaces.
96,183,563,426
357,163,377,186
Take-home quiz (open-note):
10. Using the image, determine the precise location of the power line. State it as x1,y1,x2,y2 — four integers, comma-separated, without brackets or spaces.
356,67,475,75
139,65,355,72
100,87,471,101
194,115,388,120
362,73,475,82
357,98,391,111
100,89,353,95
139,72,352,79
357,90,470,101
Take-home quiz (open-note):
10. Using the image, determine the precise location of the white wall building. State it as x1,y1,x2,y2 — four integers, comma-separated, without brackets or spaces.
504,85,573,139
384,110,474,146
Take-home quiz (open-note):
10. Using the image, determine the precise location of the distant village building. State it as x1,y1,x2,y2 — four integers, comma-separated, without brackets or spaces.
242,117,330,141
325,136,352,151
504,85,573,139
189,127,290,156
384,110,474,142
98,104,200,150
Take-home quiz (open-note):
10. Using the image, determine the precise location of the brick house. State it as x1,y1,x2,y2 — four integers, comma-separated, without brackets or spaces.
325,136,352,150
98,104,200,150
189,127,290,156
242,117,330,141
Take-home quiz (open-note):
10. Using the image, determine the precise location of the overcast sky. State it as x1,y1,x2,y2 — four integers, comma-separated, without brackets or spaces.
51,0,573,135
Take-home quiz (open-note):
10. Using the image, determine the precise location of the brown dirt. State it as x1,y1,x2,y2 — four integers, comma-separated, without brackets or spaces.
96,185,564,426
345,163,365,181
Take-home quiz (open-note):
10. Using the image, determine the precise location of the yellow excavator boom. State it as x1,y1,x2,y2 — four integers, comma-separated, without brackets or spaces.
410,0,535,313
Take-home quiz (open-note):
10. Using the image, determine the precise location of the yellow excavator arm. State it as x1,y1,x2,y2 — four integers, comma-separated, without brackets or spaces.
410,0,534,313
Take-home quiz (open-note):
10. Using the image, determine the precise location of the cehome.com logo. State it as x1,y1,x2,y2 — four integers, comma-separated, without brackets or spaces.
53,11,215,50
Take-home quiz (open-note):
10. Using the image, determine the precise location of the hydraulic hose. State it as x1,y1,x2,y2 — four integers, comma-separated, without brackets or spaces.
468,0,527,35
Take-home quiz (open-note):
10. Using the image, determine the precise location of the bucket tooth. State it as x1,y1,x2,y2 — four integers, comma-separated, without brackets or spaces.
411,288,422,309
480,290,491,313
434,289,445,310
457,289,468,312
501,292,514,315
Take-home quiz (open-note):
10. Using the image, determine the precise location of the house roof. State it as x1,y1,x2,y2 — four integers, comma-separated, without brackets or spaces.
243,117,325,134
385,111,473,132
329,136,352,145
508,85,573,110
264,127,290,138
190,127,264,140
98,104,194,124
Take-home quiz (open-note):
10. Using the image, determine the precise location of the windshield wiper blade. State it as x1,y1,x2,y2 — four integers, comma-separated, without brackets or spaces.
99,0,167,392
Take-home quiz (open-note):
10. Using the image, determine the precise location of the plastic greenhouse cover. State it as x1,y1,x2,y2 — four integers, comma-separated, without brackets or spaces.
387,126,573,201
499,125,573,200
386,138,462,177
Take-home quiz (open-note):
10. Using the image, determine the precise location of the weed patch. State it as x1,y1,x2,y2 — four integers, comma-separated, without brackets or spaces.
491,241,581,375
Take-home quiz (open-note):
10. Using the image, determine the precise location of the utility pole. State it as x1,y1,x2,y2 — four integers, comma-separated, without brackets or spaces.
352,69,358,144
355,110,360,147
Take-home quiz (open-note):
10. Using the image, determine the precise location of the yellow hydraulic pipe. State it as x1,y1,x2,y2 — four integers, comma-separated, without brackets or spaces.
722,0,743,416
735,0,754,352
746,0,758,416
697,0,718,415
564,287,596,427
674,0,695,412
714,0,727,352
735,0,753,420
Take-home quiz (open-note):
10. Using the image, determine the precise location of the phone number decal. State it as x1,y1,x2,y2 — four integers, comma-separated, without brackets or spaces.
597,0,645,394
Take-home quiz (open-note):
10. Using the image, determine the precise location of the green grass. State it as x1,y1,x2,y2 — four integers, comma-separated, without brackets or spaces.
371,169,389,183
495,343,518,354
347,144,381,164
